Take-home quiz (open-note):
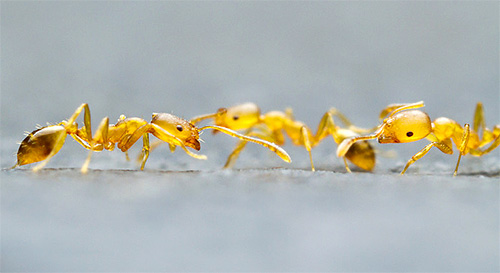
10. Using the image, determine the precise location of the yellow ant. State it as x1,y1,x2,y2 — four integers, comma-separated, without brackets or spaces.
177,102,376,172
13,103,291,173
336,101,500,175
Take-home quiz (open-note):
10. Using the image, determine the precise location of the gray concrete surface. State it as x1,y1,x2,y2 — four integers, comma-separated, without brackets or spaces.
1,168,499,272
1,1,499,271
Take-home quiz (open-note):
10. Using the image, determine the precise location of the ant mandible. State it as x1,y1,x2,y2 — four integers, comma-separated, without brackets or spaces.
13,103,291,173
185,102,376,172
336,101,500,175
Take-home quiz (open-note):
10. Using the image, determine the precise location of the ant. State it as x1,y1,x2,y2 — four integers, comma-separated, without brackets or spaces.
13,103,291,173
336,101,500,175
181,102,376,172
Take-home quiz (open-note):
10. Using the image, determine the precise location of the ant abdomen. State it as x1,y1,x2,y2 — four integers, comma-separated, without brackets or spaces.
345,140,375,171
17,126,66,166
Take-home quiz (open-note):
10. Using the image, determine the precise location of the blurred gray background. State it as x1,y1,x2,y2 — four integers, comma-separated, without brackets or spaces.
1,1,499,272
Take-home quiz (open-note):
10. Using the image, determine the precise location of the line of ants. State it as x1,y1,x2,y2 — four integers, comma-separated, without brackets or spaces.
12,101,499,176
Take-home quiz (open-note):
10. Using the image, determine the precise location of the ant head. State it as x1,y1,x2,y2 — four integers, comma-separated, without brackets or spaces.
378,110,432,144
152,113,201,150
213,103,261,132
17,126,67,166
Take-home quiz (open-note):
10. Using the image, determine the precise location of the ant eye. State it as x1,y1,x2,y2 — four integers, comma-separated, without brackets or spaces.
176,125,183,132
406,131,414,137
233,116,239,121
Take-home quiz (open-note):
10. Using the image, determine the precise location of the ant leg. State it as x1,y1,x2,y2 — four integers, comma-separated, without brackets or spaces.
285,107,295,120
32,150,59,171
114,124,162,170
136,139,177,164
401,141,453,175
468,126,500,156
67,103,88,123
136,139,164,163
314,111,339,144
314,113,364,172
140,133,150,170
224,141,248,168
314,110,375,143
169,143,176,152
472,137,500,155
70,133,92,150
477,124,500,148
320,109,379,169
327,108,352,127
151,140,164,151
453,124,470,176
116,124,159,170
80,117,109,173
66,103,92,140
473,102,485,134
224,128,256,168
471,103,499,151
136,140,175,163
66,103,93,149
32,151,57,172
118,124,150,152
224,129,281,168
32,132,68,172
81,151,93,173
343,157,352,173
300,126,315,171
